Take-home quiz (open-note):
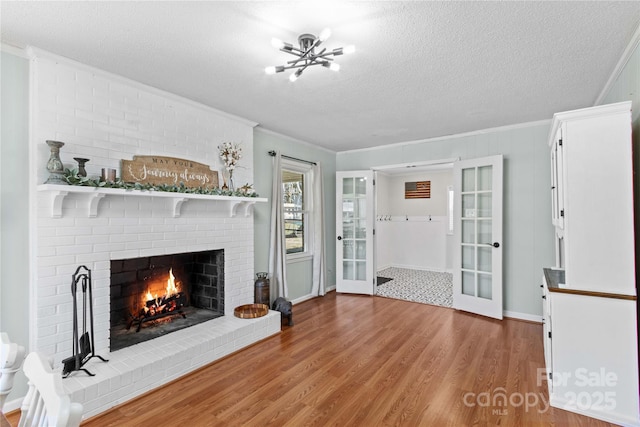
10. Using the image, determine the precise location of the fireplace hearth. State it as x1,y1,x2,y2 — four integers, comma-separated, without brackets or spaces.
110,249,224,351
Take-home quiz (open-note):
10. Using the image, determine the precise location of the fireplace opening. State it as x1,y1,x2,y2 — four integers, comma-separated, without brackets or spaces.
110,249,224,351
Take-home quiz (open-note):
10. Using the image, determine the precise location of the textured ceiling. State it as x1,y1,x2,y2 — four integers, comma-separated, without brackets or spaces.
2,1,639,152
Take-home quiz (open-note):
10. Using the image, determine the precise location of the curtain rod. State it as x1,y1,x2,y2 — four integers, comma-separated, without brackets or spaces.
268,150,316,165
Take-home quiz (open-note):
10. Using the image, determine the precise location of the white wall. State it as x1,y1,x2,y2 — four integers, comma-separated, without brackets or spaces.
376,169,452,272
376,217,447,272
377,170,452,217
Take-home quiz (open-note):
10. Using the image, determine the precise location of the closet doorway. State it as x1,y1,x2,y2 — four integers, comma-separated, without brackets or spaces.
373,159,455,308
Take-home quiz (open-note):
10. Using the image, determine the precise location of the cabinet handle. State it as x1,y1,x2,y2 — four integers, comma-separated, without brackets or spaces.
542,295,546,299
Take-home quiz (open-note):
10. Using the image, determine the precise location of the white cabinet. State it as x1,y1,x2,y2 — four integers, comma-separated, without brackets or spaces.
543,102,639,426
543,271,639,426
549,101,635,295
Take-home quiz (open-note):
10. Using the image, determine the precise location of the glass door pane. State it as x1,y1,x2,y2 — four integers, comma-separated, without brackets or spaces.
336,171,375,295
459,165,494,301
453,155,503,319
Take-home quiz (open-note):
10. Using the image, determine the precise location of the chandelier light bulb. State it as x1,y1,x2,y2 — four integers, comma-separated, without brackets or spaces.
271,37,285,49
329,63,340,72
343,45,356,54
319,28,332,42
289,73,298,82
265,66,285,75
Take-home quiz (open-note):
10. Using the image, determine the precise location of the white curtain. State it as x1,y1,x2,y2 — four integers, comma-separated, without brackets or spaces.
268,151,288,299
311,162,326,296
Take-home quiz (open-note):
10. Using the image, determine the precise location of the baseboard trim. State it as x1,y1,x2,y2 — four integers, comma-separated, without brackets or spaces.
290,294,317,305
503,310,542,323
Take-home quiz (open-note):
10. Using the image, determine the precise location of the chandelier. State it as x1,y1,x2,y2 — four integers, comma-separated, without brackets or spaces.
265,28,355,82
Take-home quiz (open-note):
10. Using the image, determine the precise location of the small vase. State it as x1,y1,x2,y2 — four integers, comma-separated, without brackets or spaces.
45,140,67,184
74,157,90,177
228,171,235,192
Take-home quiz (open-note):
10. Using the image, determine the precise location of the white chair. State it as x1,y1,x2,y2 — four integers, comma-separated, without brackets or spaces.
1,332,26,410
17,352,83,427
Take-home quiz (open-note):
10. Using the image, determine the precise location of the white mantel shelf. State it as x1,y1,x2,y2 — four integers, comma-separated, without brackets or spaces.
38,184,267,218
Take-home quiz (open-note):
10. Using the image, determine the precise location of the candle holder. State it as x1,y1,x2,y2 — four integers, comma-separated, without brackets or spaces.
45,140,67,185
73,158,90,177
100,168,117,182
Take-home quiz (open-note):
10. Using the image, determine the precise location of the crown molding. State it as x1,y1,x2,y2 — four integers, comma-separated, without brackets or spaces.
337,119,551,156
594,21,640,106
1,42,29,58
254,126,337,155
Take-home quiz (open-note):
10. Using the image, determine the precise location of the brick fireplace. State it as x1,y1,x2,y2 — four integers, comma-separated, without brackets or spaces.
29,48,279,419
109,249,225,351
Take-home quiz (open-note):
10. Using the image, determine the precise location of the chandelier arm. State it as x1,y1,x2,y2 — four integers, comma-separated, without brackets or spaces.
295,58,317,75
286,56,322,65
279,47,305,56
287,46,327,67
314,52,338,60
274,61,328,71
287,55,315,67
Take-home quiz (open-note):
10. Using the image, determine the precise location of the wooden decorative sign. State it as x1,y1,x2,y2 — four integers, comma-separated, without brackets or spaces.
405,181,431,199
122,156,219,188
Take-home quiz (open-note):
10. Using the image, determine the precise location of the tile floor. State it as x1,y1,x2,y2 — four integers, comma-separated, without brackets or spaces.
376,267,453,308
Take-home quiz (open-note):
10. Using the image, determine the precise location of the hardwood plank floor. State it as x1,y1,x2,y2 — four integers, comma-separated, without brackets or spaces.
8,292,616,426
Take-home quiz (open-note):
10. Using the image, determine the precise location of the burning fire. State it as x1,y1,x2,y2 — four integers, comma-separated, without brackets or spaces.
143,268,180,307
166,268,178,295
128,267,187,331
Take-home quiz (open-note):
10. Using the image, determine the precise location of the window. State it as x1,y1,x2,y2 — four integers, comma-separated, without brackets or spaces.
281,160,312,256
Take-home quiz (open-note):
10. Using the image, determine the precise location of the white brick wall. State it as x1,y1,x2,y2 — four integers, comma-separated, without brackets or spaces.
29,48,276,418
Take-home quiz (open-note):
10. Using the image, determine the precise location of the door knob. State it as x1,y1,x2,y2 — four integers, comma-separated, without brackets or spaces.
480,242,500,248
337,236,342,240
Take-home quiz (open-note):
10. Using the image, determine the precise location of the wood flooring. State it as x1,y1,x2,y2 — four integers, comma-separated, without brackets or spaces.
8,291,617,426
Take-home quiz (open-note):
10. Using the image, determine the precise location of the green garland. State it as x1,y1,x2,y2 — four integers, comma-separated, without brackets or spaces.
62,168,259,198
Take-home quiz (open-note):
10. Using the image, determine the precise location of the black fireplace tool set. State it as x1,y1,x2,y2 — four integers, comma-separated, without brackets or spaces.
62,265,108,378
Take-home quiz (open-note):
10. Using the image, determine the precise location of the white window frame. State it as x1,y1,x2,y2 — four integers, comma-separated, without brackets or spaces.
281,158,313,261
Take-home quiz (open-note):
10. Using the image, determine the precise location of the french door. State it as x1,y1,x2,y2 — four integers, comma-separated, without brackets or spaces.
335,171,375,295
453,155,503,319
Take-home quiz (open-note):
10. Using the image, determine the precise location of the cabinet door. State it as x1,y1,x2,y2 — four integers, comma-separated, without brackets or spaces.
562,107,634,294
541,277,553,393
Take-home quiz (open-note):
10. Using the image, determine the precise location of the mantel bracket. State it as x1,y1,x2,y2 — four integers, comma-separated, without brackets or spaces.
50,190,69,218
172,198,188,218
230,200,257,217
